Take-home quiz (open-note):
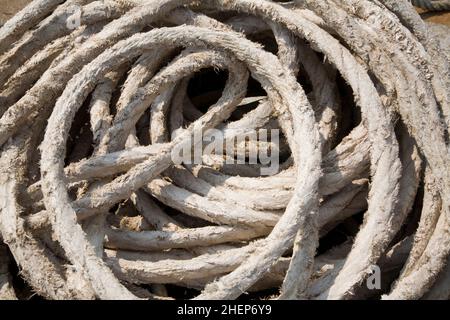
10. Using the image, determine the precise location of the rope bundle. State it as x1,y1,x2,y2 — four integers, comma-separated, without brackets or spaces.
0,0,448,300
412,0,450,11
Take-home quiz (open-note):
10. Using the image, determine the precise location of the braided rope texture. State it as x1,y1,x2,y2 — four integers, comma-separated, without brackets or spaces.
0,0,449,300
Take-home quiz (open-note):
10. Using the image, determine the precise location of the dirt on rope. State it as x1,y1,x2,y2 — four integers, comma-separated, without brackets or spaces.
0,0,449,300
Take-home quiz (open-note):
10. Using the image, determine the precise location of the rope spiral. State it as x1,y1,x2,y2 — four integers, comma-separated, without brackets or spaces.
0,0,449,300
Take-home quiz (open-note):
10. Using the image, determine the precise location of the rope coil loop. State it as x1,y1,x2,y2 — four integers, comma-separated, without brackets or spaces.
0,0,448,300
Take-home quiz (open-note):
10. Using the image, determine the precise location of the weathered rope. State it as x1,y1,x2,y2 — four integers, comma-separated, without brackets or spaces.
0,0,448,300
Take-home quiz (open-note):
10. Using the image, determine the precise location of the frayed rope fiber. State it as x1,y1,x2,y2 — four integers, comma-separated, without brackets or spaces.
0,0,449,300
